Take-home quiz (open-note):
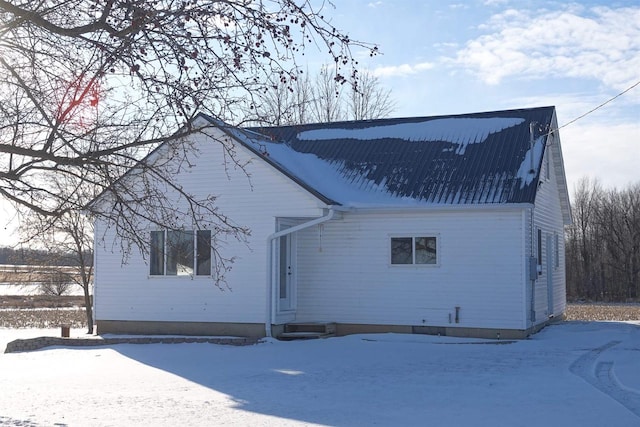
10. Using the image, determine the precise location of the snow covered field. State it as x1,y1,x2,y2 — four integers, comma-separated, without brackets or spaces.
1,322,639,426
0,283,84,296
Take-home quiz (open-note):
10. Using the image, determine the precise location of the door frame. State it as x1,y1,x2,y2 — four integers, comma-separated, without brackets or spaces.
276,219,298,316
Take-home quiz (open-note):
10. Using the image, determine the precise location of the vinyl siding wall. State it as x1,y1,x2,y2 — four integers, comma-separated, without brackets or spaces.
294,208,528,330
94,128,324,325
529,144,567,325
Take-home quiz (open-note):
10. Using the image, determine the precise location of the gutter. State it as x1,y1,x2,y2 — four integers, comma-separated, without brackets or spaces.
265,207,339,338
345,203,533,214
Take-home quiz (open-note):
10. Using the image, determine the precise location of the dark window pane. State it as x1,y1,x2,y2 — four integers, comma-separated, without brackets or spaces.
415,237,437,264
150,231,165,275
537,229,542,266
391,237,413,264
196,230,211,276
167,230,194,276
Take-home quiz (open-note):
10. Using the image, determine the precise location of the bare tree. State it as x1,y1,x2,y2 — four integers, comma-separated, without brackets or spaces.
596,183,640,299
310,64,346,122
0,1,377,277
245,67,395,126
38,269,73,297
241,71,314,126
566,178,640,301
348,70,396,120
20,208,94,333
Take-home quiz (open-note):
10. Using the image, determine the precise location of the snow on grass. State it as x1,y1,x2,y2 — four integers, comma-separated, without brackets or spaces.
1,322,640,426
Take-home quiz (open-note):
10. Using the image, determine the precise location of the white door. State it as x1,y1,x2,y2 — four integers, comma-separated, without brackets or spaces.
546,234,554,317
278,233,295,312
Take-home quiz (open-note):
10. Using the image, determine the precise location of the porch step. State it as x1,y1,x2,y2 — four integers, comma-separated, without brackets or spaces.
279,322,336,341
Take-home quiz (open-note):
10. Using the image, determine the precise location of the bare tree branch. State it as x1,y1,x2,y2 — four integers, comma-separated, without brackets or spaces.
1,1,378,285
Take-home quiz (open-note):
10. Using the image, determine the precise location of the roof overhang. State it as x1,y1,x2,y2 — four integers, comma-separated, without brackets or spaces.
549,111,573,225
197,113,340,207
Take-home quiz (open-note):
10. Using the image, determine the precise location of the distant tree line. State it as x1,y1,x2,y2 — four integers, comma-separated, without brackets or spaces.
1,210,95,331
0,246,90,267
566,178,640,302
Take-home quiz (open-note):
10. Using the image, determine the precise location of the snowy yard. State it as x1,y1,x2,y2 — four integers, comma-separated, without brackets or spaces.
1,322,639,426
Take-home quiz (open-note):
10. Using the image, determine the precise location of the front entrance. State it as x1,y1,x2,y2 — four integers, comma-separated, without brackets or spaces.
276,219,298,315
278,233,294,311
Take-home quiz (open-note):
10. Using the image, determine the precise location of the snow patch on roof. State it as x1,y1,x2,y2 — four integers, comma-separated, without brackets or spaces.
263,145,401,205
227,127,426,206
296,117,525,155
516,136,545,189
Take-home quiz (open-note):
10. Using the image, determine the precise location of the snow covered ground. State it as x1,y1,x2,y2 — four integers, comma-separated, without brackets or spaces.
0,283,85,296
1,321,639,426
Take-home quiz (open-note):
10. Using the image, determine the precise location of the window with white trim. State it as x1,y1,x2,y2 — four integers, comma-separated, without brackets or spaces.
150,230,211,276
391,236,437,265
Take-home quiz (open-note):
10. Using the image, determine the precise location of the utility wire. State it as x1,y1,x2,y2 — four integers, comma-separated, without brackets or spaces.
555,79,640,132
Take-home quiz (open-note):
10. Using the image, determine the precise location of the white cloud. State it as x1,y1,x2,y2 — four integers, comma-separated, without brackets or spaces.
483,0,510,6
435,42,459,50
449,6,640,90
367,1,383,8
561,122,640,190
373,62,435,78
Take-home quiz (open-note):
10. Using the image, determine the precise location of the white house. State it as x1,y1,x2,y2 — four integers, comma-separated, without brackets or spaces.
93,106,572,339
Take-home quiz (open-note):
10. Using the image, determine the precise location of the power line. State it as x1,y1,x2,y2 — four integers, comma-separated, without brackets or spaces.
555,79,640,132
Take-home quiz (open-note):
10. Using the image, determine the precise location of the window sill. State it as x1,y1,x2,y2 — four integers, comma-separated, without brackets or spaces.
389,263,440,268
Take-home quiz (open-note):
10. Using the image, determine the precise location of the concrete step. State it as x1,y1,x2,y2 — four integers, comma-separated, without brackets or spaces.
284,322,336,334
278,331,334,341
279,322,336,340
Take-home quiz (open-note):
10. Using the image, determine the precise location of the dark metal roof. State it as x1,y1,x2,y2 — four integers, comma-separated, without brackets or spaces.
242,106,556,206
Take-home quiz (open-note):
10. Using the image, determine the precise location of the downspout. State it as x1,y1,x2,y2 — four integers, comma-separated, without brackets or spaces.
92,220,98,334
265,208,338,338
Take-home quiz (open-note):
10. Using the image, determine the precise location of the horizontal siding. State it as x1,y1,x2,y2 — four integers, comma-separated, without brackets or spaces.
95,129,324,324
295,209,527,330
530,145,567,325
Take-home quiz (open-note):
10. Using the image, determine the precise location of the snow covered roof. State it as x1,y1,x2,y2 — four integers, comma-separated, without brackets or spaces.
207,106,562,208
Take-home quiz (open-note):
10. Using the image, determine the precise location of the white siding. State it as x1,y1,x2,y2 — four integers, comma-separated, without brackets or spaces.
295,208,528,330
94,129,324,324
529,145,567,325
94,124,569,333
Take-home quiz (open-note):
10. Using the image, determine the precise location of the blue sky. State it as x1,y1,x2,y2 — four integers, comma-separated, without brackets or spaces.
309,0,639,190
1,0,638,245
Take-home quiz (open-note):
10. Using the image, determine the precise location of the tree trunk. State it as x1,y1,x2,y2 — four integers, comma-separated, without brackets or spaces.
83,285,93,334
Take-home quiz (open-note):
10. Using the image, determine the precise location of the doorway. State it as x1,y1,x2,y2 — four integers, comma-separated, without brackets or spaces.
278,233,294,311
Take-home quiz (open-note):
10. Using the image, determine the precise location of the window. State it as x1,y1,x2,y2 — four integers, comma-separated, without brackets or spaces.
196,230,212,275
150,230,211,276
545,152,551,181
537,228,542,266
391,236,437,265
150,231,165,275
545,134,554,181
554,232,560,269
